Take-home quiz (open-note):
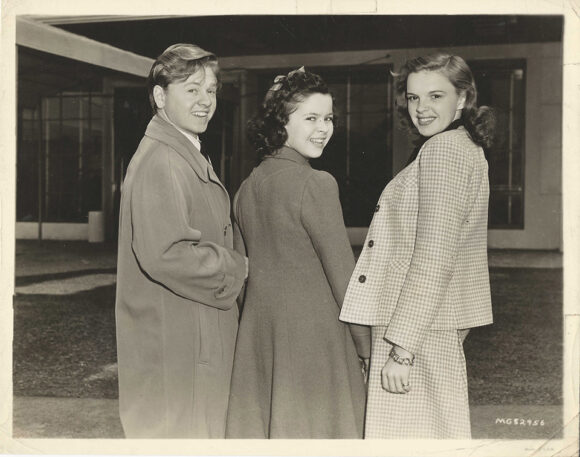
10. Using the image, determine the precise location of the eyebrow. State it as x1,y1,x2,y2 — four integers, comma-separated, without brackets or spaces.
183,80,217,89
407,89,447,95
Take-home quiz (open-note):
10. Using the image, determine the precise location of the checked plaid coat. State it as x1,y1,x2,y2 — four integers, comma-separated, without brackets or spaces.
340,127,493,356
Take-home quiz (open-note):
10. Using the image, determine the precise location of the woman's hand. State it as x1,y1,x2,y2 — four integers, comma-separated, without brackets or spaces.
381,346,413,394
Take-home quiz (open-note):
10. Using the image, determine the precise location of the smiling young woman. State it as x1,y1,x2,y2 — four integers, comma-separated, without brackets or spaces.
226,68,370,439
340,53,496,439
405,70,466,137
283,92,334,159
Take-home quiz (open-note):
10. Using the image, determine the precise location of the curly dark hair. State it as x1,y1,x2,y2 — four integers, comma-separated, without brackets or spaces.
248,69,335,160
393,52,496,149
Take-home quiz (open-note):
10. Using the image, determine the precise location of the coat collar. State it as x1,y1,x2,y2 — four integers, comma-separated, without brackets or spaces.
265,146,310,166
145,114,219,184
406,120,466,166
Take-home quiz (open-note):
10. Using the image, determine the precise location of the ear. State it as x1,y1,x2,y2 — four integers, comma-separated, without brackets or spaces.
456,91,467,111
153,85,166,110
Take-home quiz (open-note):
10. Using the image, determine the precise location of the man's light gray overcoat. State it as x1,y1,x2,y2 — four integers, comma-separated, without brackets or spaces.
115,115,246,438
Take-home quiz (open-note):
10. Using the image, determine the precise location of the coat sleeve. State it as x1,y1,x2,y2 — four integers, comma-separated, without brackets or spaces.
384,135,473,355
130,146,246,310
232,189,248,313
301,171,371,358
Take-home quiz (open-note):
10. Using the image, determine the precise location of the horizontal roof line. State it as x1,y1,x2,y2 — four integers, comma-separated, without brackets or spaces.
23,15,182,25
16,17,153,77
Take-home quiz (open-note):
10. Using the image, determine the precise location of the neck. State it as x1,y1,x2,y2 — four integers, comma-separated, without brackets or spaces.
158,109,200,142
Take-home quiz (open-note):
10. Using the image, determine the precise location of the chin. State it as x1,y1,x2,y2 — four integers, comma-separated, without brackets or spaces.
190,126,207,135
416,125,441,138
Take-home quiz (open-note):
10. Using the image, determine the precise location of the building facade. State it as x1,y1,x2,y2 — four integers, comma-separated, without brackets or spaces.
15,16,563,250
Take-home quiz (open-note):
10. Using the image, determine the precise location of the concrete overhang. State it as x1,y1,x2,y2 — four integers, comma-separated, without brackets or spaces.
16,16,153,77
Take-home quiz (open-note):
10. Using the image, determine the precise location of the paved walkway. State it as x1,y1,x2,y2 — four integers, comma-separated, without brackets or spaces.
12,396,563,439
14,241,563,296
11,241,564,440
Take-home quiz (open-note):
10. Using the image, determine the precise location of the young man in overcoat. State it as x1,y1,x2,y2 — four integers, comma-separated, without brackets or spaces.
115,43,247,438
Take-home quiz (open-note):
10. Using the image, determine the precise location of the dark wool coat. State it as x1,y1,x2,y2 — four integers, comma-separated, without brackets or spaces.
115,115,246,438
226,147,369,438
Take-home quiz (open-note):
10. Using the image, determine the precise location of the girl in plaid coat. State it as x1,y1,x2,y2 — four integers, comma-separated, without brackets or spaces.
340,53,496,439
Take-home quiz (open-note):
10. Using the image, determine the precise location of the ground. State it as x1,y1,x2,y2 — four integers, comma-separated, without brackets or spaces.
11,240,564,439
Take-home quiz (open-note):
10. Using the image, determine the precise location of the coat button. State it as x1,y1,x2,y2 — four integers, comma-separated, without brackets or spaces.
358,275,366,283
368,240,374,248
375,204,380,212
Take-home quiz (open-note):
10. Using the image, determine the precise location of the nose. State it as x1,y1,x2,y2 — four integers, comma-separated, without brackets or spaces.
317,118,330,132
197,90,212,107
416,98,429,113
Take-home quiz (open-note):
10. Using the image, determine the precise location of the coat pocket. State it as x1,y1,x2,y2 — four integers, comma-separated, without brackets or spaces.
197,305,210,365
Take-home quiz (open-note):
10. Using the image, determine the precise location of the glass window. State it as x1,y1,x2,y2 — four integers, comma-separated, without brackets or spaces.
90,96,103,120
470,60,526,229
44,97,60,120
62,96,81,120
17,93,110,223
17,108,41,222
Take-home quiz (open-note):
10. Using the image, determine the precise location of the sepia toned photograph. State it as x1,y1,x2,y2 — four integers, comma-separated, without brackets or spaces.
1,2,578,456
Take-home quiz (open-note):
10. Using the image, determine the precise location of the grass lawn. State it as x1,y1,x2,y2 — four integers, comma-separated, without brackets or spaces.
465,267,562,406
12,243,564,440
13,284,118,399
13,242,562,405
13,266,562,408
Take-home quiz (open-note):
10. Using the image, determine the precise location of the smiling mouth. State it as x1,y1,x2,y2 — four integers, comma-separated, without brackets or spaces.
417,117,436,126
310,138,326,146
192,112,209,118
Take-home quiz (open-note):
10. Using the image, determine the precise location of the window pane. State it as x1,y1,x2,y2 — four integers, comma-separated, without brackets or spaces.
79,96,90,119
471,60,526,229
90,96,103,120
62,97,81,119
22,107,38,120
43,97,60,120
489,192,524,228
17,119,40,221
19,93,109,223
314,68,392,227
82,118,103,213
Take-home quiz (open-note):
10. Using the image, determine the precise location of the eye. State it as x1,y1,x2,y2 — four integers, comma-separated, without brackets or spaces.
431,94,442,100
406,95,418,102
305,116,316,121
325,116,334,122
208,88,217,95
188,88,198,94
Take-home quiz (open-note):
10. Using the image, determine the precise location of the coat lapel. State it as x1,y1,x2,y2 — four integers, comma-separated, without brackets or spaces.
144,115,231,214
145,114,211,183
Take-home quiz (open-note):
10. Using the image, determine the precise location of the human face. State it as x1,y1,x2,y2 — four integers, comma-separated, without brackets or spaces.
406,70,466,138
284,93,334,160
153,65,217,136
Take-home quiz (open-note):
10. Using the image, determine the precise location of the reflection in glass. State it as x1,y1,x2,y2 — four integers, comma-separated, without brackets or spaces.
472,60,526,229
18,93,109,222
